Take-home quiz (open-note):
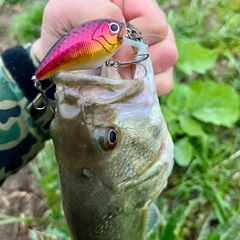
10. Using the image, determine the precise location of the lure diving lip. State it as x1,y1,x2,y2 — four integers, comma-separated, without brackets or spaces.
34,18,126,81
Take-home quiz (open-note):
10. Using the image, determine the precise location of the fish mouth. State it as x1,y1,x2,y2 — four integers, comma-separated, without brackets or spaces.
53,48,147,85
53,67,145,105
54,37,148,84
101,61,136,80
53,42,152,108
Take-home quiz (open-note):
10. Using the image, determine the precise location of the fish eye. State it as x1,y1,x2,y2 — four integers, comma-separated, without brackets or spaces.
105,128,118,150
109,22,120,34
98,128,118,150
107,129,117,144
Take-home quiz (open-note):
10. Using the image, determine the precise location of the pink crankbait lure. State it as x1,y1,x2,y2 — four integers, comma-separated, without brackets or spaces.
34,19,126,80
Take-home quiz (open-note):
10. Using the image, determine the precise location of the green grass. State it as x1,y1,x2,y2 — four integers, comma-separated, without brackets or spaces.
9,0,47,44
30,141,71,239
154,0,240,239
1,0,240,239
0,0,27,5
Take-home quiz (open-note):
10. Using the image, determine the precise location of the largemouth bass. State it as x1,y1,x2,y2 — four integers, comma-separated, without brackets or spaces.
50,38,174,240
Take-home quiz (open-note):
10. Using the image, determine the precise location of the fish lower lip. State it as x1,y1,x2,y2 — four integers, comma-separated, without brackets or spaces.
54,71,134,85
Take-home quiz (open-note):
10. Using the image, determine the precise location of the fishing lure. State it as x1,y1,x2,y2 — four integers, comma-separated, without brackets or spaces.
29,20,150,121
34,18,126,81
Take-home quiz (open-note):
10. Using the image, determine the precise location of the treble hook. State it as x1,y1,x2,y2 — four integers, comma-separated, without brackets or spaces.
31,76,55,113
105,53,149,68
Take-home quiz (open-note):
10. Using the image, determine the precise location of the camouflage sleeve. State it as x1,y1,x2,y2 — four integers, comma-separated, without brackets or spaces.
0,44,53,186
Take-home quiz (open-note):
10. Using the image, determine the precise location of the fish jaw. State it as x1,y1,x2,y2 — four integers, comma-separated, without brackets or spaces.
50,45,174,240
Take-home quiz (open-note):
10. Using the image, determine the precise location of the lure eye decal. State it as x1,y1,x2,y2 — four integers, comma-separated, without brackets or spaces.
109,22,120,34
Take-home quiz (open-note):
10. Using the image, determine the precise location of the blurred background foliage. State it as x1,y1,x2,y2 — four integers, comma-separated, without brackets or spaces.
0,0,240,239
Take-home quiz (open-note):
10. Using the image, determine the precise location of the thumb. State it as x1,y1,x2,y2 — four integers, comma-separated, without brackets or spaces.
41,0,125,55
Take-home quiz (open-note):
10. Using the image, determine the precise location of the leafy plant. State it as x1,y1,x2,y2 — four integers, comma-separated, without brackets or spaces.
176,40,218,75
149,1,240,239
160,40,239,166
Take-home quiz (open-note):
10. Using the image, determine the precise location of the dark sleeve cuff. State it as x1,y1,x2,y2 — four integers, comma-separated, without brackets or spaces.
1,46,55,102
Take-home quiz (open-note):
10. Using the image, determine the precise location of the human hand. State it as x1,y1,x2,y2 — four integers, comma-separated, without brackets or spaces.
32,0,178,96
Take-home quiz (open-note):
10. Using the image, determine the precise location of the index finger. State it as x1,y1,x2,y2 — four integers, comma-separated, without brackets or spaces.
113,0,168,46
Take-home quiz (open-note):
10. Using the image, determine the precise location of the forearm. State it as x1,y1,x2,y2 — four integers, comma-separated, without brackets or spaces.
0,43,52,186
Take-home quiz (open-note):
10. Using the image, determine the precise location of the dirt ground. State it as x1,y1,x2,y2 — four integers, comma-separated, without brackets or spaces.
0,162,47,240
0,6,47,240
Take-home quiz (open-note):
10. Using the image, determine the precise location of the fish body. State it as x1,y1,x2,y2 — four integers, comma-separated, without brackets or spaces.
50,41,174,240
35,19,125,80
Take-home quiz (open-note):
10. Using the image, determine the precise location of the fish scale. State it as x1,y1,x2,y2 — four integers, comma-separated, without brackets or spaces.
35,19,125,80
